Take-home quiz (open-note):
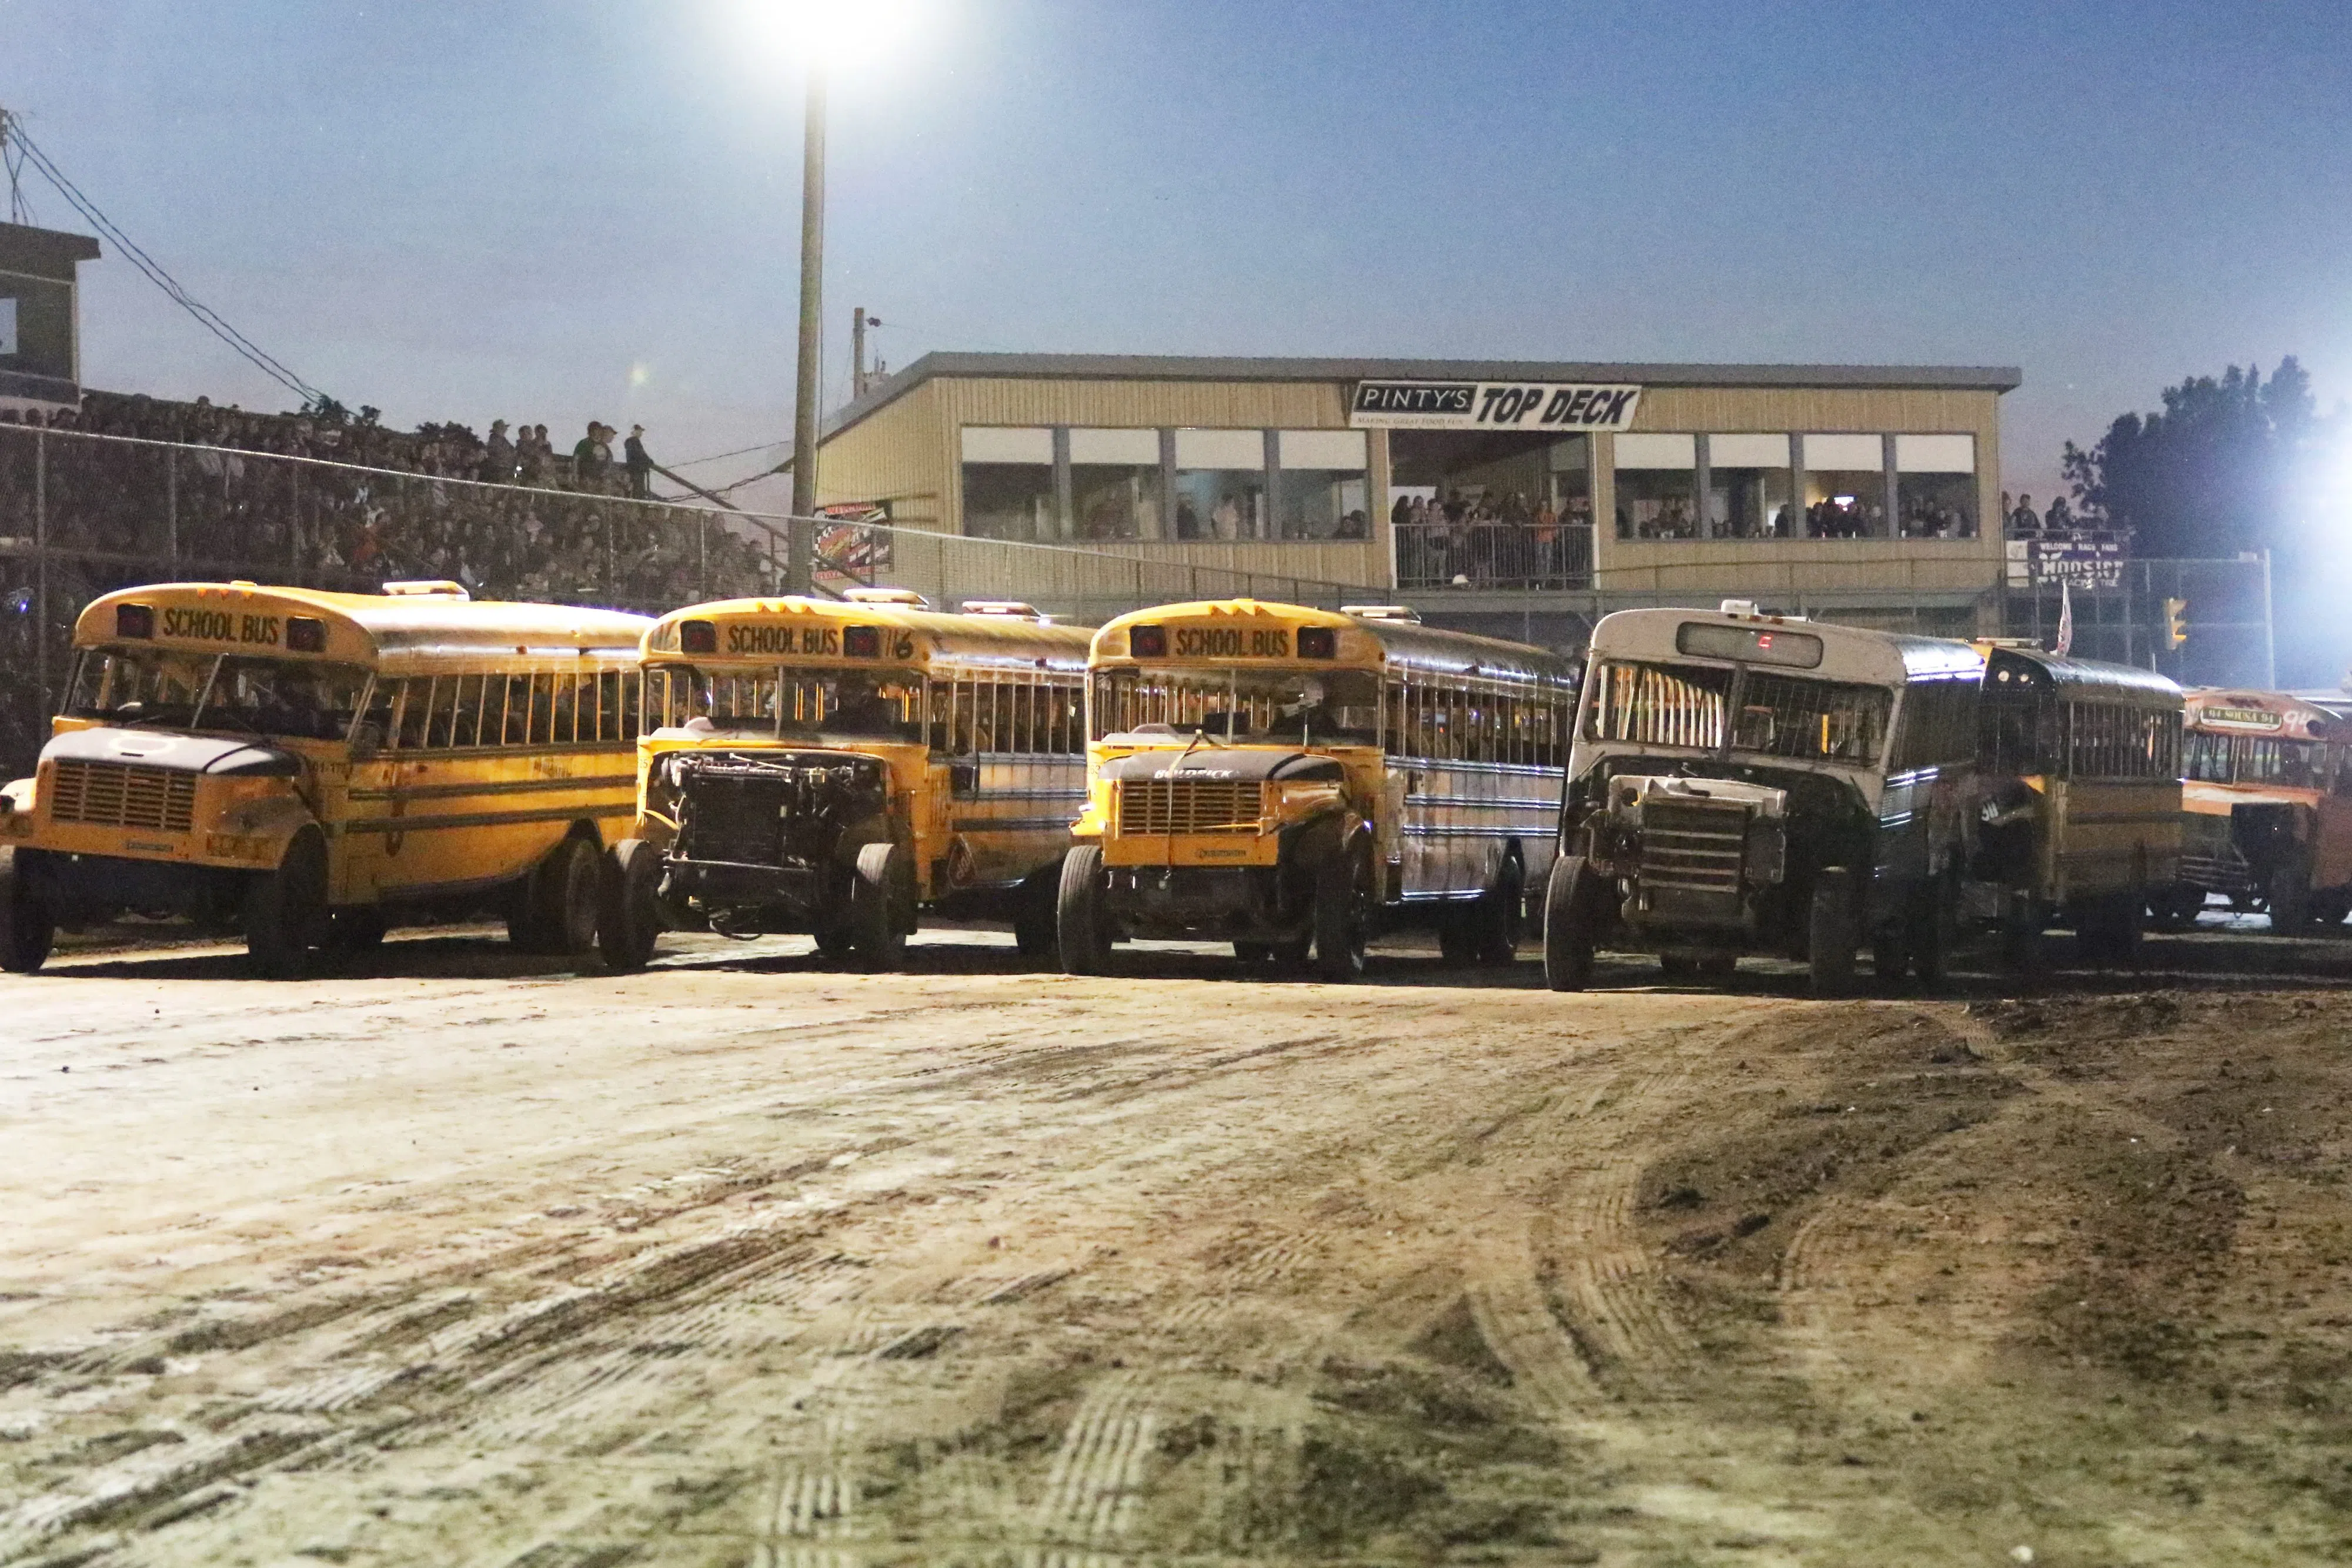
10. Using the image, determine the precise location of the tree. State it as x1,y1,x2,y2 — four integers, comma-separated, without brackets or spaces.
2062,359,2316,558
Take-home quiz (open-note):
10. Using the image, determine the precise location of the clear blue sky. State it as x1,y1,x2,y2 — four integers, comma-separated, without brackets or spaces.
7,0,2349,499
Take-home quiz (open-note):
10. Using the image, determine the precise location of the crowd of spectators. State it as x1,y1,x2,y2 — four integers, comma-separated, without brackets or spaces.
1394,489,1591,588
2000,491,2106,538
0,391,780,612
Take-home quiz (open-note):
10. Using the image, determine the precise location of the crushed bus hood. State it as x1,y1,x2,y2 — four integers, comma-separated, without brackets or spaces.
1097,747,1344,783
41,726,300,777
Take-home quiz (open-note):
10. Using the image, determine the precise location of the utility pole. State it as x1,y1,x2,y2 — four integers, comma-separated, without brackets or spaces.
851,305,867,402
787,68,827,596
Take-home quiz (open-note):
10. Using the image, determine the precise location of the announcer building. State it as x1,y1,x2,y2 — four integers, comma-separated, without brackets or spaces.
810,353,2019,640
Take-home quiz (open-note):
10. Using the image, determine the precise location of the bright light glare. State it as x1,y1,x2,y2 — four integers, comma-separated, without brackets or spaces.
732,0,931,74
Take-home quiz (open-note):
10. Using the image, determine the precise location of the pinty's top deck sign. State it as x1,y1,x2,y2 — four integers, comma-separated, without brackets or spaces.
1348,380,1643,432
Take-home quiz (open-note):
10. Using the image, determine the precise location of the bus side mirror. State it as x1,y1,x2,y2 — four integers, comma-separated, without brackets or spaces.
950,761,979,797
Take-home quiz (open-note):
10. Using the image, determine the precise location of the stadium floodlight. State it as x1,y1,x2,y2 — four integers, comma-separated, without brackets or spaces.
725,0,933,593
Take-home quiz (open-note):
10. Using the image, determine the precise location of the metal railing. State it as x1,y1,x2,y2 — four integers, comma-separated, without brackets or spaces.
1395,521,1593,590
0,423,1373,773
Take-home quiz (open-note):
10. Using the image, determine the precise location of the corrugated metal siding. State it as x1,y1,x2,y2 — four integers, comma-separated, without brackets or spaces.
938,376,1352,430
814,380,949,527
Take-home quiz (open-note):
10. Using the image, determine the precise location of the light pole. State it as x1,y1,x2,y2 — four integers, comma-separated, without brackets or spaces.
787,66,826,595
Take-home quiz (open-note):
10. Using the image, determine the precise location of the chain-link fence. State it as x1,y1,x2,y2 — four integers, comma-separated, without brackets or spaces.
1998,556,2274,690
0,424,1374,774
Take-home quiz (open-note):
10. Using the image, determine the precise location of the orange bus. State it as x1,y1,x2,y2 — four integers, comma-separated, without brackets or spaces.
2171,688,2352,931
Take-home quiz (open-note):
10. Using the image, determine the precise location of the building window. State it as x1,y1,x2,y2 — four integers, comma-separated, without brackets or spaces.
1799,434,1886,538
1613,433,1697,540
1069,428,1162,541
1274,430,1369,541
1549,435,1592,530
1171,429,1265,541
961,427,1054,541
1705,433,1793,539
1895,434,1979,539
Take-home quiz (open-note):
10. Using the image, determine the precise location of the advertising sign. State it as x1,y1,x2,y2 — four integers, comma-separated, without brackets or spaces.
813,502,894,586
1348,380,1643,432
2005,533,2126,591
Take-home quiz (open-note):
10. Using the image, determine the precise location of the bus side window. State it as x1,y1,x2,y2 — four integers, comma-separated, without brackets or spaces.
395,678,431,750
624,670,644,738
353,680,397,753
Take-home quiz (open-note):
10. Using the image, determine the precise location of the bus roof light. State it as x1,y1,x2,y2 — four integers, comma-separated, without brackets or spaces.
1720,599,1761,618
841,587,928,607
114,604,155,640
381,580,471,599
1128,625,1168,658
679,620,719,655
1343,605,1421,623
961,600,1044,619
285,616,328,653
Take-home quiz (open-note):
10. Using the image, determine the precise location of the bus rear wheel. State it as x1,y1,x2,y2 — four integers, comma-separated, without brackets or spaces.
512,835,600,956
1541,855,1599,992
597,838,662,972
246,828,328,980
2269,848,2314,935
0,846,54,974
1808,868,1859,999
1011,872,1058,962
1470,857,1524,966
1056,845,1111,975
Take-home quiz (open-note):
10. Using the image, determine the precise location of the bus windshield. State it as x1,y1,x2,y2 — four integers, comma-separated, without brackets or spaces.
1092,666,1382,746
67,646,370,741
1584,658,1892,766
647,663,926,741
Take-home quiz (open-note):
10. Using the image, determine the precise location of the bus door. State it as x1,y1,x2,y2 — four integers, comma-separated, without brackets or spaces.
2315,744,2352,891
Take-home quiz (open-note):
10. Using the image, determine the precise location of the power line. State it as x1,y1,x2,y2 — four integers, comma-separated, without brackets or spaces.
4,117,326,405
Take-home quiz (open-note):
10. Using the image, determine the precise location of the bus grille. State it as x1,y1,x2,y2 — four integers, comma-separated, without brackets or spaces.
680,777,786,864
48,760,198,834
1638,800,1747,897
1117,778,1264,836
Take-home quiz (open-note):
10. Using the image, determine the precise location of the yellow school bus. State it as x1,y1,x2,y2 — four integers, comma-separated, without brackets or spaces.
601,591,1093,969
2173,688,2352,931
1058,599,1578,979
1967,643,2183,965
0,581,650,976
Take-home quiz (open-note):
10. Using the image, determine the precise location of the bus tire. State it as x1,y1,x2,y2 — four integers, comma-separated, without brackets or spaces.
535,835,603,957
246,827,328,980
1871,911,1913,992
2269,848,2313,935
1542,854,1599,992
1011,872,1058,961
597,838,662,972
1435,908,1475,965
1056,845,1111,975
1908,877,1956,988
0,846,54,974
1808,868,1859,999
851,841,909,968
1312,851,1370,982
1470,855,1524,966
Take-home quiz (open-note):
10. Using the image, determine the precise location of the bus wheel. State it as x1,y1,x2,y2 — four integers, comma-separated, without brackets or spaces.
1056,845,1111,975
851,842,909,968
1312,854,1370,982
325,907,389,955
2147,884,2205,931
1435,909,1475,965
246,828,328,980
1870,914,1913,992
1542,855,1599,992
2269,849,2313,935
1471,857,1524,966
1807,868,1859,999
597,839,662,972
510,835,598,955
1233,940,1273,964
1011,873,1058,962
1907,878,1956,988
0,846,55,974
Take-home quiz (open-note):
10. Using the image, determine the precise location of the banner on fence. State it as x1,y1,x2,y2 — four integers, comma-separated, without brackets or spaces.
2006,532,2126,590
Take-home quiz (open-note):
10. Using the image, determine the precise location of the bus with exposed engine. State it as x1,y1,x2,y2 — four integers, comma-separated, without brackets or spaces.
1056,599,1578,980
2171,688,2352,931
0,580,650,976
1966,643,2183,963
601,591,1093,968
1545,603,1981,995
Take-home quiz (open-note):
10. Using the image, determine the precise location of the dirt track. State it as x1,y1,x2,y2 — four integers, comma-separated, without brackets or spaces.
4,928,2351,1566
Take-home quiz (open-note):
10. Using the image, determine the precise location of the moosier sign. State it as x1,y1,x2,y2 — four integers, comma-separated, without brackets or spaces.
1348,380,1643,431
